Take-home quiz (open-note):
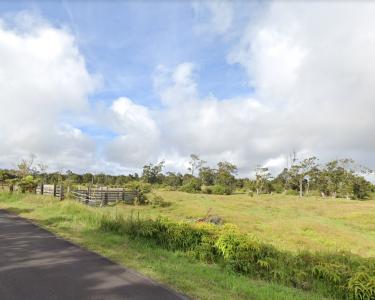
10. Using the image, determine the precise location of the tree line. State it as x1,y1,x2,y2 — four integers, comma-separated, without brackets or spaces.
0,154,373,199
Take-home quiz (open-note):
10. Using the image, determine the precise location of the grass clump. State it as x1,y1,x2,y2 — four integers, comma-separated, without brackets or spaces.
97,213,375,300
127,191,375,257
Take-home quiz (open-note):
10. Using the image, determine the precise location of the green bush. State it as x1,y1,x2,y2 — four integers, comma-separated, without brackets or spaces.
124,181,152,193
271,182,284,194
97,214,375,300
347,272,375,299
211,184,234,195
147,194,171,208
18,175,38,193
201,185,213,194
180,178,201,193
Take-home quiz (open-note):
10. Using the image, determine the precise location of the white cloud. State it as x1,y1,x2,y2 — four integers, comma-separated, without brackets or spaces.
0,14,98,172
153,63,198,105
105,63,270,174
4,2,375,176
226,1,375,170
108,1,375,175
105,97,160,168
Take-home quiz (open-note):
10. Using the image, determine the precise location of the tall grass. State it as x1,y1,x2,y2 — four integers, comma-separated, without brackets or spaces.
97,213,375,300
1,193,374,299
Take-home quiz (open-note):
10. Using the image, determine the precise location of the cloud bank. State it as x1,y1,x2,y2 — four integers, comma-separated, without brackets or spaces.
0,14,98,171
2,2,375,175
106,1,375,174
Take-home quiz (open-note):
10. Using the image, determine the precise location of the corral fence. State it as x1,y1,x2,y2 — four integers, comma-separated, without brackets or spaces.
36,184,138,207
36,184,65,200
70,187,138,206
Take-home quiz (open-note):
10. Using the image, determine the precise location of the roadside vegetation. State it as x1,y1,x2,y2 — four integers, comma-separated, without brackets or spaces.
1,153,375,299
1,192,374,299
106,191,375,257
0,193,328,300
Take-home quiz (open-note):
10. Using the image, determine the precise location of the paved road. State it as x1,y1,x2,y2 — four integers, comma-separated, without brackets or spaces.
0,209,188,300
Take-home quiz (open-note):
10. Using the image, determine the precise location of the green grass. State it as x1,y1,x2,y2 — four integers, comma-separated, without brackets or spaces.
0,192,328,300
102,190,375,257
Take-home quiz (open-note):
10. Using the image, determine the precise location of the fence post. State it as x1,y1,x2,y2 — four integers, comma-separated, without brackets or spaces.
53,184,57,197
59,185,63,201
100,189,104,207
86,186,91,205
41,183,44,195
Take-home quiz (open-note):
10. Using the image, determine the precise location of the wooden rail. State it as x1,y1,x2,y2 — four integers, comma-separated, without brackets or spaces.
36,184,138,206
36,184,64,200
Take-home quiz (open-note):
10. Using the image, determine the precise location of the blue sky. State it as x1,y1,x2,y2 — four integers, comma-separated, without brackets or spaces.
1,1,251,106
1,1,375,175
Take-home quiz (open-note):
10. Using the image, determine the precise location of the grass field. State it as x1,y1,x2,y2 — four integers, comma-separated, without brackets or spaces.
0,192,330,300
101,190,375,257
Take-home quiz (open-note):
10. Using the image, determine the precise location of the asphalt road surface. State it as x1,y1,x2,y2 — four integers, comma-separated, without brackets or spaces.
0,209,188,300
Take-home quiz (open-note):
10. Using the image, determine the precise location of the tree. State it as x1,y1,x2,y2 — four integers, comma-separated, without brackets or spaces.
199,167,215,186
187,154,206,176
351,175,372,199
272,168,289,193
18,175,38,193
95,173,107,185
180,177,201,193
0,170,13,190
0,170,10,183
215,161,238,194
36,163,48,175
323,159,353,198
82,173,94,184
254,166,272,195
142,161,165,184
164,172,183,189
17,155,36,178
290,157,318,197
115,175,130,186
283,150,298,192
320,158,372,199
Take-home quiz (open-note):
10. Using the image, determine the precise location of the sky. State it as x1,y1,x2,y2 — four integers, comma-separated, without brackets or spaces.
1,0,375,176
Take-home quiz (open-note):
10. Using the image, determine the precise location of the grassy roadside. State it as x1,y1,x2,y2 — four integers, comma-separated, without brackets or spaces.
105,190,375,257
0,192,328,300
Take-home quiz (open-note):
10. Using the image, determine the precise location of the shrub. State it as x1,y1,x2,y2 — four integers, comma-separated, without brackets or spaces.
18,175,38,193
201,185,212,194
180,178,201,193
351,176,372,200
124,181,152,193
134,192,147,205
147,194,171,208
271,182,284,194
347,272,375,299
211,184,233,195
97,214,375,300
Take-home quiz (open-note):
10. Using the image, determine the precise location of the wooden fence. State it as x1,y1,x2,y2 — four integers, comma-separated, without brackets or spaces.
70,187,138,206
36,184,64,200
36,184,138,206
